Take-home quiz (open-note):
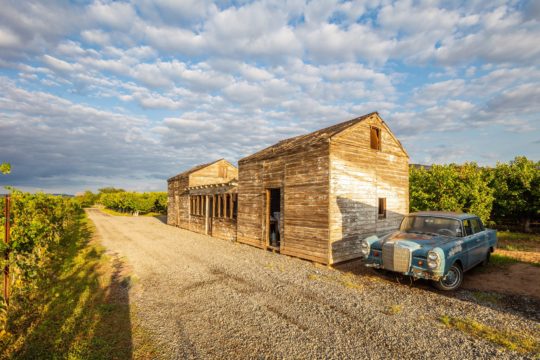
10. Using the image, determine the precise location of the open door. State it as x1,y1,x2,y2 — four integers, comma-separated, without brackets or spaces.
266,188,281,250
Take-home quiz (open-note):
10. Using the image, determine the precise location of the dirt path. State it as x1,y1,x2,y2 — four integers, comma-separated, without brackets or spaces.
86,209,539,359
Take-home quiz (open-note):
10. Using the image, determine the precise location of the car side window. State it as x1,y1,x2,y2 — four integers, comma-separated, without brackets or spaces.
471,218,483,234
463,219,473,236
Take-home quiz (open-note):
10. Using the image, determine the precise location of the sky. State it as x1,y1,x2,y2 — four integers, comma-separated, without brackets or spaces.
0,0,539,194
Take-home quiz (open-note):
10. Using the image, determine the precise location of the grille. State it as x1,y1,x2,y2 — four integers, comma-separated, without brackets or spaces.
382,242,411,273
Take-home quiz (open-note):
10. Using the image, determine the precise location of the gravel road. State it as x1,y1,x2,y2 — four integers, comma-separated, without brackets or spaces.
86,209,539,359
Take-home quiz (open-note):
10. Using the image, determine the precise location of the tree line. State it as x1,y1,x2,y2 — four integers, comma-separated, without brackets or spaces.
75,187,167,215
410,156,539,232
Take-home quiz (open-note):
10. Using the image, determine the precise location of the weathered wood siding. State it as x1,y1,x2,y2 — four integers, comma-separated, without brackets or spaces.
168,159,238,235
190,160,237,186
237,143,330,263
329,115,409,263
189,215,205,234
167,176,189,228
211,218,237,241
237,161,264,247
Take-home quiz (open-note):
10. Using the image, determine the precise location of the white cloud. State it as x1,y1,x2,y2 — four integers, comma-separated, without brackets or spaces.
0,0,539,191
0,27,21,47
87,1,138,30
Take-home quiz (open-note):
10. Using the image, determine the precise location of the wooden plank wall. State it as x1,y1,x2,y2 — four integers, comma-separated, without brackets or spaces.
167,181,177,226
282,144,330,263
329,115,409,263
212,218,237,241
167,176,189,227
168,159,238,234
236,161,264,247
237,143,330,263
189,160,237,186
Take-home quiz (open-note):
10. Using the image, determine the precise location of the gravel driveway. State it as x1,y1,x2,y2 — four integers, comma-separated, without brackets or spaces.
86,209,539,359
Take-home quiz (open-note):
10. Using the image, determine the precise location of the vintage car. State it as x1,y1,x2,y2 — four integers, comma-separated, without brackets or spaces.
361,211,497,290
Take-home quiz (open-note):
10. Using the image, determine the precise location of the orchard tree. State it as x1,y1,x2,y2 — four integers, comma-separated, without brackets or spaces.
409,163,494,224
75,190,98,208
1,163,10,174
491,156,540,232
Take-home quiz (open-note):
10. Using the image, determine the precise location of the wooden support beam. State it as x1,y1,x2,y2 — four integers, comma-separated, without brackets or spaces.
229,193,233,218
223,194,228,219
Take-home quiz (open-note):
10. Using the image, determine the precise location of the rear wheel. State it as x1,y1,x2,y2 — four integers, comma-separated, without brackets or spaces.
433,263,463,291
481,250,491,266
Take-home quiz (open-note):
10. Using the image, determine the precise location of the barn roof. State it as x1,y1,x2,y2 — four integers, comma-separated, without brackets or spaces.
239,112,382,163
167,159,224,182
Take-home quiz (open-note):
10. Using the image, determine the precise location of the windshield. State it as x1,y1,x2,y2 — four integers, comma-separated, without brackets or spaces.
400,216,462,237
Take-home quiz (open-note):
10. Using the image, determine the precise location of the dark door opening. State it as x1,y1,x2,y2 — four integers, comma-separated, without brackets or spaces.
267,188,281,249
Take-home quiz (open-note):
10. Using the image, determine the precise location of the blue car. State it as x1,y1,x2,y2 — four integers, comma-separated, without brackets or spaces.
361,212,497,291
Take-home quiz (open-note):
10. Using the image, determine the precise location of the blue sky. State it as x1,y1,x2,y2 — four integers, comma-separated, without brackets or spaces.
0,0,539,194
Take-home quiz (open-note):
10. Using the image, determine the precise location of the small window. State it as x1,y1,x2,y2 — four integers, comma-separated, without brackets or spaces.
378,198,386,219
470,218,483,234
370,126,381,150
463,219,473,236
219,166,228,178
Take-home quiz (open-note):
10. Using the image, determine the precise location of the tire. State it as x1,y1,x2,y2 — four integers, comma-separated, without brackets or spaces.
433,263,464,291
481,250,491,266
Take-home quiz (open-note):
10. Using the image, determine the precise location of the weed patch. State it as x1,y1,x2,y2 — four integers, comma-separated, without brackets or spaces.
490,253,520,267
471,291,502,305
497,231,540,252
440,316,540,355
384,304,403,315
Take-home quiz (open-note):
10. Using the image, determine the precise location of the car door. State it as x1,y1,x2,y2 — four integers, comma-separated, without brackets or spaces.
470,217,488,265
461,219,481,269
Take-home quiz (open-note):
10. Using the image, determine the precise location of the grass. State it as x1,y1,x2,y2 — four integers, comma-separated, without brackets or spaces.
0,213,159,359
440,316,540,355
101,208,132,216
471,291,502,305
497,231,540,252
384,304,403,315
307,272,364,291
490,253,520,267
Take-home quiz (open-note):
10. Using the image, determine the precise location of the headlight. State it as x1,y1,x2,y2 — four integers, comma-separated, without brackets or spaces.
427,251,440,269
361,241,370,257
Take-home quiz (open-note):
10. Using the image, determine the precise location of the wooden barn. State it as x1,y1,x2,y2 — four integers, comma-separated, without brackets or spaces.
167,159,239,241
236,112,409,264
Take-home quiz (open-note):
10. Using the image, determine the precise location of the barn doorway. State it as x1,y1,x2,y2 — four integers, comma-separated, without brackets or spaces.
266,188,281,249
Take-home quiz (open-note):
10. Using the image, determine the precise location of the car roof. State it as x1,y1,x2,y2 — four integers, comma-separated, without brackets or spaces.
408,211,476,220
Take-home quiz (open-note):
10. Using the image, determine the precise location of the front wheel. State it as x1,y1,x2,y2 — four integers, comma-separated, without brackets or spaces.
433,264,463,291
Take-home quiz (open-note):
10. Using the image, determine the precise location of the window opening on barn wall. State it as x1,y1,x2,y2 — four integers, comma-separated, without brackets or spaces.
190,195,208,216
370,126,381,150
378,198,386,219
209,193,238,219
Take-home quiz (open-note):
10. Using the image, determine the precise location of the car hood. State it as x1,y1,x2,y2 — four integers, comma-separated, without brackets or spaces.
372,231,454,256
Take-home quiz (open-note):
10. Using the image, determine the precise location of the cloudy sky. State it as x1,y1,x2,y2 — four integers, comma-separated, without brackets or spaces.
0,0,539,194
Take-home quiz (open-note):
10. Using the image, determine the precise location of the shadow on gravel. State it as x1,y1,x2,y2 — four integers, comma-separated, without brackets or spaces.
7,215,134,360
153,215,167,224
337,259,540,322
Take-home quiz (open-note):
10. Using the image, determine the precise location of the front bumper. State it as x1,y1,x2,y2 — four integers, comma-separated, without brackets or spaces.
364,256,442,281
